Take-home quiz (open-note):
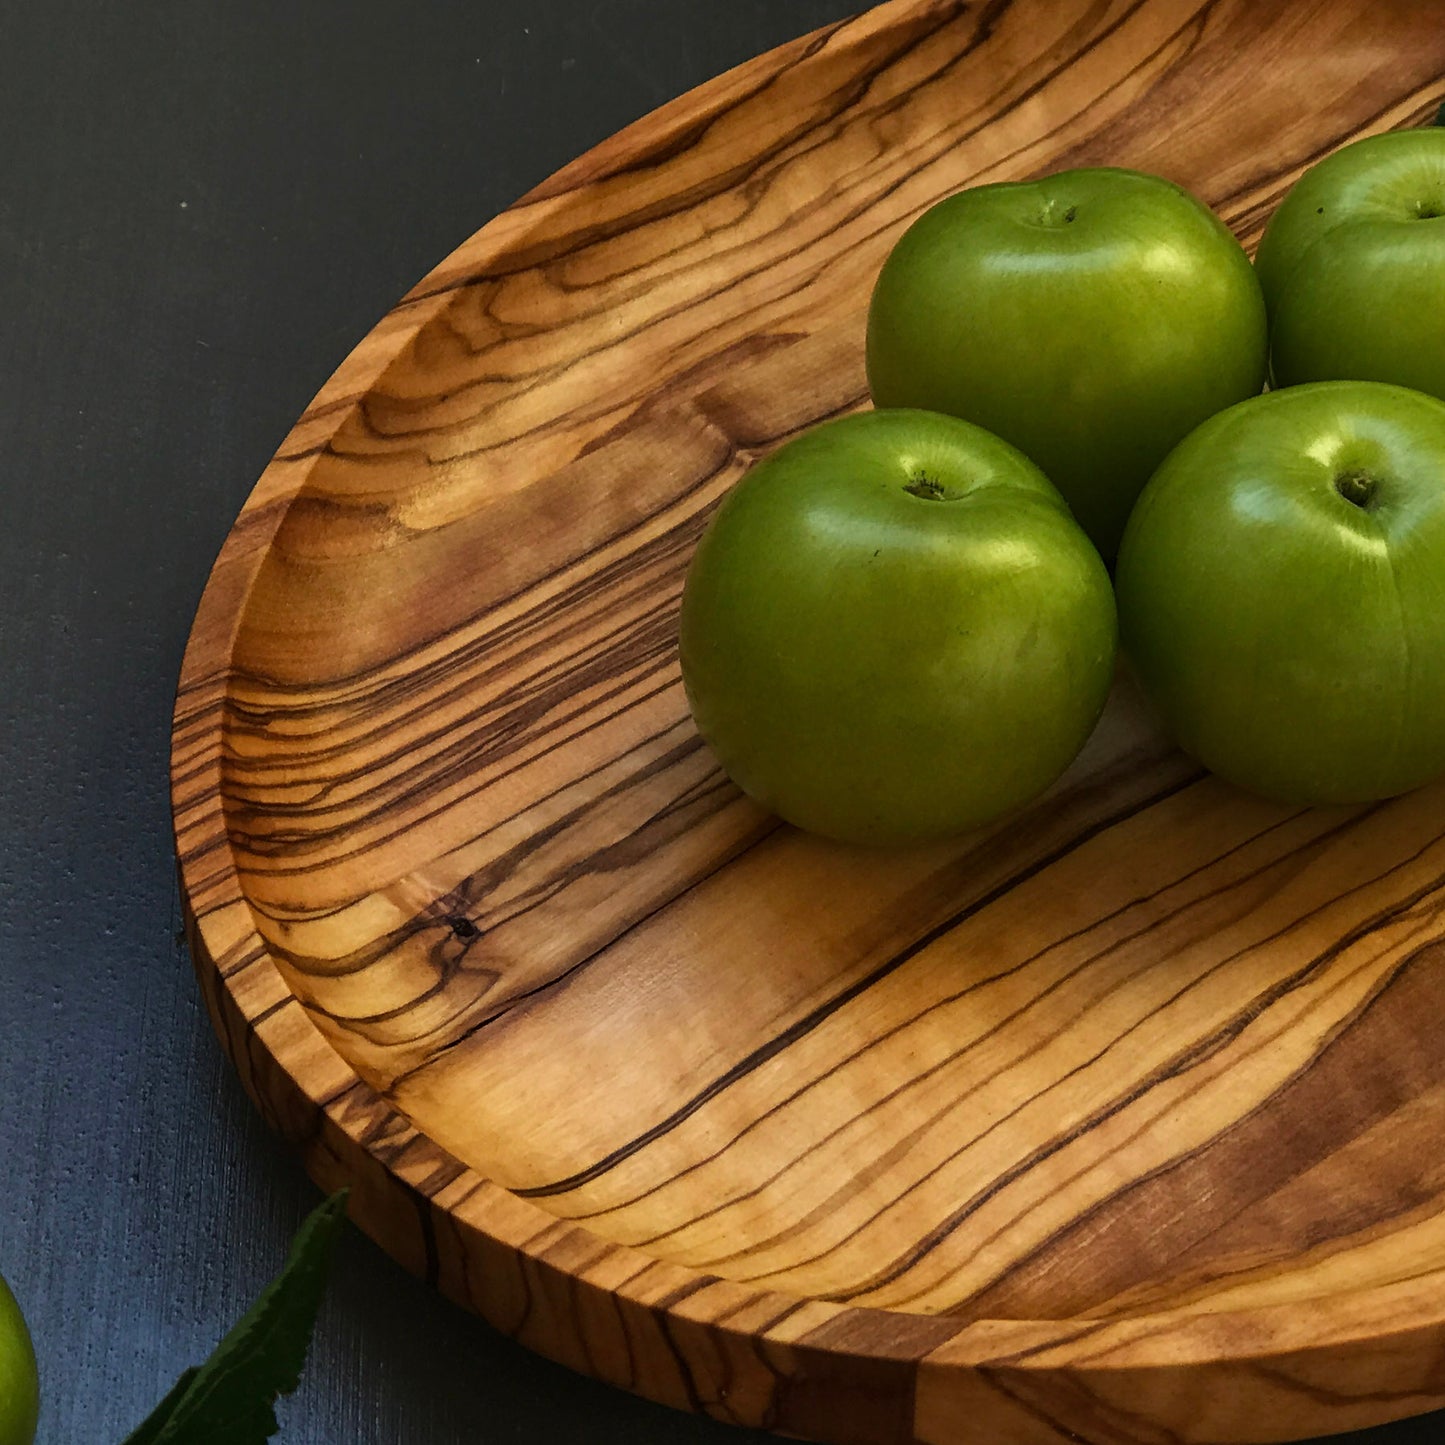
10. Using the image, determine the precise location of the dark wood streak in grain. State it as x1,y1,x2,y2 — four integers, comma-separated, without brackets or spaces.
221,448,723,707
776,1308,967,1444
512,767,1204,1200
226,539,690,748
566,793,1317,1239
1212,81,1445,239
401,4,985,297
352,5,1144,467
249,996,294,1028
226,646,686,870
224,567,689,740
669,805,1413,1288
976,1364,1144,1445
265,764,759,1048
244,721,715,936
1245,1357,1445,1411
216,939,269,982
963,941,1445,1327
327,1,1444,485
224,605,687,803
316,1078,368,1112
824,854,1445,1310
578,826,1352,1277
410,1189,442,1286
214,0,1361,715
279,1,1187,485
383,809,783,1089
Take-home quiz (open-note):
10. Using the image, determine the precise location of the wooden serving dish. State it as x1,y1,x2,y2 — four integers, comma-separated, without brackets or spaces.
171,3,1445,1440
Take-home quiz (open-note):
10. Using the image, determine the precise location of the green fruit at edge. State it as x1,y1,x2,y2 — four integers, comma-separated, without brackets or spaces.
0,1273,37,1445
866,167,1268,562
1256,127,1445,402
1116,381,1445,805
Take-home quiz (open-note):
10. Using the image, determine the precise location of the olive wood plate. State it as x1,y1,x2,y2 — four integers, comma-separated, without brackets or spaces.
170,3,1445,1440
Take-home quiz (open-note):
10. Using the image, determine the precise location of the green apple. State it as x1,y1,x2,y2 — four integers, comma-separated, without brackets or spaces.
1116,381,1445,805
866,168,1267,562
0,1272,37,1445
678,408,1117,846
1256,126,1445,401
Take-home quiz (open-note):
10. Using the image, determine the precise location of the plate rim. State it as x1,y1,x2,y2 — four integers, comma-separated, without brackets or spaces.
168,0,1445,1422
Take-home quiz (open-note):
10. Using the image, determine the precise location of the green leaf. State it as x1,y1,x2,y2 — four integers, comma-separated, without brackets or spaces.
120,1190,349,1445
119,1369,200,1445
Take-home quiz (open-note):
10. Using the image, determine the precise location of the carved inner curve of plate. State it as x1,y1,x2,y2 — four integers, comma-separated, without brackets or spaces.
218,0,1445,1322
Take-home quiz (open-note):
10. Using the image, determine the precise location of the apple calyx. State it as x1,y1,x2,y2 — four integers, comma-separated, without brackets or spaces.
904,474,963,501
1334,469,1379,509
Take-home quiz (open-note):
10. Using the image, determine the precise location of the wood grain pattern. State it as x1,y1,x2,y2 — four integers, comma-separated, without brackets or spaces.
171,2,1445,1440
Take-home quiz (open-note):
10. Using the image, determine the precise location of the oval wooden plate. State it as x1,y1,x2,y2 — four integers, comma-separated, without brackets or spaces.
171,3,1445,1441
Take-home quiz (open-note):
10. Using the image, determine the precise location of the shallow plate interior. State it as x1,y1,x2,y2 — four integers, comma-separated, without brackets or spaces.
209,0,1445,1336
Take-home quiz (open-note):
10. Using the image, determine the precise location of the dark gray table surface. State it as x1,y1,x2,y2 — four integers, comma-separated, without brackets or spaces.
0,2,1439,1441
